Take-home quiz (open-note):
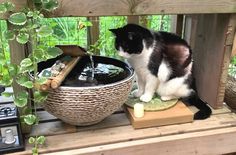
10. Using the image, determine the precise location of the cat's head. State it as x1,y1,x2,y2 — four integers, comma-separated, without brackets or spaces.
110,24,152,58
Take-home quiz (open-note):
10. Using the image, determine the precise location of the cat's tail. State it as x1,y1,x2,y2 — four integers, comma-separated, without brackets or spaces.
182,91,212,120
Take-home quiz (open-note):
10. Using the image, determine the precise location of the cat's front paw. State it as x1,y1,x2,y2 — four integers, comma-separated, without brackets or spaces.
140,94,153,102
131,89,143,98
161,96,175,101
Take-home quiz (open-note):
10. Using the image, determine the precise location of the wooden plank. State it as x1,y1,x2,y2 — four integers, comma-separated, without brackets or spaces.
232,32,236,57
217,14,236,108
175,15,184,37
126,101,193,129
192,14,231,108
31,113,129,137
127,16,139,24
12,113,236,154
33,104,231,137
44,127,236,155
87,17,100,55
1,0,236,19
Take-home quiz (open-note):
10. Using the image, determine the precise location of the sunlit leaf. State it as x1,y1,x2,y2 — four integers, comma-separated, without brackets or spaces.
4,2,15,11
46,47,63,59
42,0,59,11
24,114,36,125
16,33,29,44
20,58,32,68
8,12,27,25
28,137,35,144
37,136,46,145
1,92,13,97
4,30,15,40
37,25,53,37
0,4,7,13
34,90,48,103
14,91,28,107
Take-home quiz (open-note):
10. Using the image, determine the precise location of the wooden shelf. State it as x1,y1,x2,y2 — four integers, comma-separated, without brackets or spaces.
7,105,236,155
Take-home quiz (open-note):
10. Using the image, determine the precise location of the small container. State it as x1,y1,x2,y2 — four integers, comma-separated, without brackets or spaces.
134,103,144,118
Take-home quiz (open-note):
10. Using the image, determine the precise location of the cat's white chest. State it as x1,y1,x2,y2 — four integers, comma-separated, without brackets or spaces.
127,46,153,74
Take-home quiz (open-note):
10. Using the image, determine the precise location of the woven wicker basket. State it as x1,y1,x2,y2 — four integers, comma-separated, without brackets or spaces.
43,56,134,126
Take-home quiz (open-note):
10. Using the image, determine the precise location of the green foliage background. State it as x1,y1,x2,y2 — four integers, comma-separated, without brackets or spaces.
0,15,173,76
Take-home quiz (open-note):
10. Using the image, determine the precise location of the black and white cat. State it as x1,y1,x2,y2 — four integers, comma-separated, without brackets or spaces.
110,24,212,120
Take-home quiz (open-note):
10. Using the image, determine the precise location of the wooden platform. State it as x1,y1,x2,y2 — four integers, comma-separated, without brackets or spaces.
125,101,194,129
6,104,236,155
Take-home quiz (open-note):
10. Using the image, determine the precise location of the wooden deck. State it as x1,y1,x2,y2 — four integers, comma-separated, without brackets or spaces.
7,104,236,155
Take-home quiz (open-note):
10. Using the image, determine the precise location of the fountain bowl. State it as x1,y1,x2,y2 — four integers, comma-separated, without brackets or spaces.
43,56,134,126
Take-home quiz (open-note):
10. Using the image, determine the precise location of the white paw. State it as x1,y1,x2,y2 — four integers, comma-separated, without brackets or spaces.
161,96,175,101
131,89,143,98
140,94,153,102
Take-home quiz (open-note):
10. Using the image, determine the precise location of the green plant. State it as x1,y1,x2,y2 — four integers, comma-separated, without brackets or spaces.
0,1,62,154
229,56,236,77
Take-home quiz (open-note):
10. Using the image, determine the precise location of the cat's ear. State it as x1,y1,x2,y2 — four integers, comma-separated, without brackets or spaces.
109,28,120,36
128,32,135,40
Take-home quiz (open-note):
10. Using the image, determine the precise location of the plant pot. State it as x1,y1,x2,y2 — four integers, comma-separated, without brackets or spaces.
42,56,134,126
225,75,236,109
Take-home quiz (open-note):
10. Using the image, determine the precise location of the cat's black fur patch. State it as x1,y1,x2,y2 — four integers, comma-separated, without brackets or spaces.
110,24,212,120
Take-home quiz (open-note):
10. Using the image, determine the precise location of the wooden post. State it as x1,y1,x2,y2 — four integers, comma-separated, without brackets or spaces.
175,15,184,37
7,23,32,133
87,17,100,55
127,16,139,24
189,14,236,108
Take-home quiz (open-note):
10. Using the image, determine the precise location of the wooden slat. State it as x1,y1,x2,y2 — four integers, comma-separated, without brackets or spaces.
232,32,236,57
44,127,236,155
31,113,129,137
127,16,139,24
1,0,236,18
191,14,232,108
87,17,100,55
12,112,236,154
34,104,231,137
176,15,184,37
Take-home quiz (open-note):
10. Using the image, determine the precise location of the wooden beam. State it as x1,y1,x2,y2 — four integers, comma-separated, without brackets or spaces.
7,23,32,133
176,15,184,37
191,14,236,108
42,127,236,155
127,16,139,24
87,17,100,55
1,0,236,18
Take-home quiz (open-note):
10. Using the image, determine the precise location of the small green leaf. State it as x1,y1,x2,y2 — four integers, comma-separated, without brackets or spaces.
37,25,53,37
1,92,13,97
3,2,15,11
27,11,33,17
4,30,15,40
28,137,35,144
24,114,36,125
20,58,32,68
14,91,28,107
37,136,46,145
16,33,29,44
8,64,19,76
42,0,59,11
16,74,33,88
32,147,38,155
34,91,48,103
36,77,47,85
23,81,34,88
8,12,27,25
0,4,7,13
46,47,63,59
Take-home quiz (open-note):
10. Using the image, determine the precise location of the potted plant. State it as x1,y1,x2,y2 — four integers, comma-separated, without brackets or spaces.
0,0,63,154
225,56,236,109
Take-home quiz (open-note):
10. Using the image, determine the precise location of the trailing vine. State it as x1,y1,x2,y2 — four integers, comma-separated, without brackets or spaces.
0,1,62,154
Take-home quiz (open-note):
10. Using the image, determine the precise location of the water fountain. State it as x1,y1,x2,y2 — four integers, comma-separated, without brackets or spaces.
39,53,134,126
